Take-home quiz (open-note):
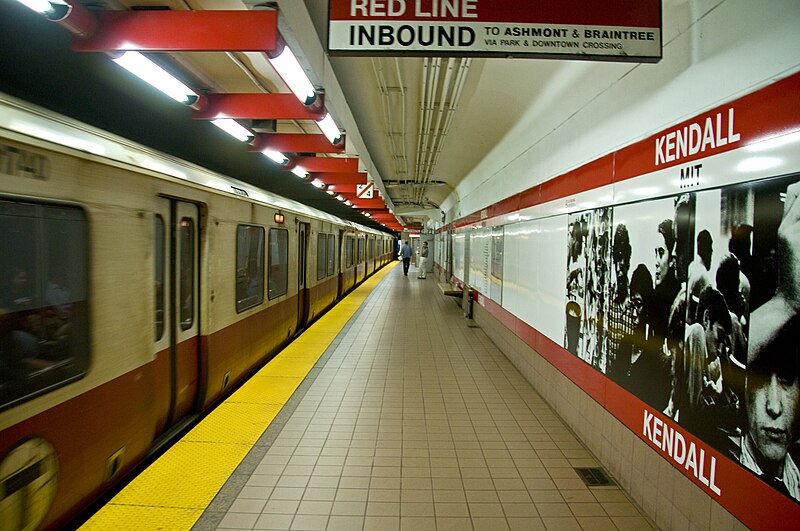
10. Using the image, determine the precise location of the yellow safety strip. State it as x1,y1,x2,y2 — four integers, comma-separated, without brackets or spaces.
80,264,397,531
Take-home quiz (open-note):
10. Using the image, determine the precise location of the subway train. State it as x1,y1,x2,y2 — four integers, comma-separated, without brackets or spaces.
433,73,800,526
0,94,395,531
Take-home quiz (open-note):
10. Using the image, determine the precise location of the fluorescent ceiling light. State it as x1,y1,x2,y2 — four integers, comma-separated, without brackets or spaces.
211,119,254,143
336,195,345,202
310,178,325,188
16,0,67,15
291,166,309,178
112,52,198,105
344,200,352,206
262,149,289,165
16,0,54,13
326,190,336,196
316,113,342,145
268,46,316,105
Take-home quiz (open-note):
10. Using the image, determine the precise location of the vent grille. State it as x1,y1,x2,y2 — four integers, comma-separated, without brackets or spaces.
575,467,614,487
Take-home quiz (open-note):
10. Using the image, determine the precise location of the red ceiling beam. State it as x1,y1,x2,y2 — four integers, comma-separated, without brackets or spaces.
346,198,388,209
311,172,366,185
293,157,359,173
193,94,324,120
324,184,357,194
252,134,345,154
72,11,278,52
53,0,99,39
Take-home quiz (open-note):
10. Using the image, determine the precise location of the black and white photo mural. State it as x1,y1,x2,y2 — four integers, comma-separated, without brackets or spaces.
562,174,800,501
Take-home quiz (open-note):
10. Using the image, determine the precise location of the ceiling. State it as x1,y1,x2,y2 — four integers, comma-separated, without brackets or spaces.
0,0,563,232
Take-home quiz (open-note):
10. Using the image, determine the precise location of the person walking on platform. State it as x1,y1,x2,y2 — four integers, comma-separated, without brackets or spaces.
418,241,429,279
400,240,412,276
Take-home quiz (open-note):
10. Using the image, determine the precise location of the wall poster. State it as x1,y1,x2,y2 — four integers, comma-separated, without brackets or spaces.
490,226,504,304
562,173,800,502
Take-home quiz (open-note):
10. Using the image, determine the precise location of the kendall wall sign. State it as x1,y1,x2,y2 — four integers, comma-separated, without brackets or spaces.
328,0,662,62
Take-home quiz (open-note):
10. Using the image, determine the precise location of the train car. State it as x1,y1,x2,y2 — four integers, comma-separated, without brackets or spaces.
0,93,393,531
436,73,800,527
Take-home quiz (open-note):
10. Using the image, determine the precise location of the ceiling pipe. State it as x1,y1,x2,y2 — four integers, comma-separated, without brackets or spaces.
413,56,429,194
395,58,409,182
428,58,470,177
411,58,470,206
418,57,455,204
383,180,452,189
420,58,470,200
373,57,409,192
415,57,439,195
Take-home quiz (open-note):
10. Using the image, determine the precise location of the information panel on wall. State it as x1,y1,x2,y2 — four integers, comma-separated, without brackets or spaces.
328,0,662,62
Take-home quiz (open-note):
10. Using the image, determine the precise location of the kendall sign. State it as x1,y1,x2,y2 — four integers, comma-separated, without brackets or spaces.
328,0,662,62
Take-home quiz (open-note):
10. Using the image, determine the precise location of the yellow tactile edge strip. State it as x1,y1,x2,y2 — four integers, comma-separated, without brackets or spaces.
79,263,398,531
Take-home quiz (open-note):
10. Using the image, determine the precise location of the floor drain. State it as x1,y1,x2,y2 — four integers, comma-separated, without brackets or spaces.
575,467,614,486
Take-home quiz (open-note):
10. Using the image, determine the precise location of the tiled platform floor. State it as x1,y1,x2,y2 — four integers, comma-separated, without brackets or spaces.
195,263,654,531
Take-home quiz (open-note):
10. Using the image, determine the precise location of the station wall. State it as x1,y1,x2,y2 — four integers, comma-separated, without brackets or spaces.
438,5,800,521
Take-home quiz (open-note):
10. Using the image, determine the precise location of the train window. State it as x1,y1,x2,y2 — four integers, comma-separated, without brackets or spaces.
179,218,194,331
357,237,365,263
327,235,336,276
317,233,327,281
268,228,288,299
0,198,89,410
236,225,265,312
155,215,165,340
368,239,374,260
345,235,354,268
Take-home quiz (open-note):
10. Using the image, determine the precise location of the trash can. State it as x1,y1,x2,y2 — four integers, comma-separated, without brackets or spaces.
462,286,473,319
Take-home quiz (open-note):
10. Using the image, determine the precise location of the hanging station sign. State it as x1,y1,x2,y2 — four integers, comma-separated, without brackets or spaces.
327,0,662,62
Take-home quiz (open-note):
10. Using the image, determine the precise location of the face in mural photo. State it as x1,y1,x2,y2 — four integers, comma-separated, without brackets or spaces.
654,219,674,287
745,340,800,478
612,224,631,299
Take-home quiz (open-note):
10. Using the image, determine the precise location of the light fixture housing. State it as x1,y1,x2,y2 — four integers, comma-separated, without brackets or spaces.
291,166,309,178
262,149,289,165
211,119,254,143
316,113,342,145
268,45,317,106
112,52,198,105
310,178,325,189
16,0,68,17
17,0,55,13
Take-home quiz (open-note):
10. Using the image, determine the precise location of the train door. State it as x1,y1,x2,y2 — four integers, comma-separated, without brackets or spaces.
337,229,345,298
155,198,201,432
358,236,366,283
297,222,310,330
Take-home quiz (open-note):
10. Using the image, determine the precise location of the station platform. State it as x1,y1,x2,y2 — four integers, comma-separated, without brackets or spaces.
81,262,653,531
